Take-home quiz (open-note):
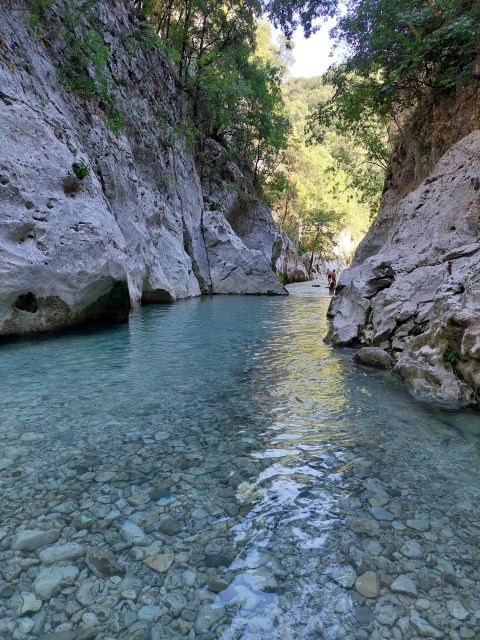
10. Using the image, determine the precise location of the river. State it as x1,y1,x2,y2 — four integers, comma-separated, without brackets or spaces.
0,284,479,639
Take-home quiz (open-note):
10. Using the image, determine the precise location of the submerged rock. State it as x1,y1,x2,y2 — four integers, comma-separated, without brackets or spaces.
354,347,392,369
11,529,60,552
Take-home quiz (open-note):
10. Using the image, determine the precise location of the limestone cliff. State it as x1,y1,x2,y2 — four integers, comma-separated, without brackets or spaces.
328,90,480,408
0,0,303,337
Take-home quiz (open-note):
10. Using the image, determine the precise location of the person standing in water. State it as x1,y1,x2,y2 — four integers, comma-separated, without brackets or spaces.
329,269,337,294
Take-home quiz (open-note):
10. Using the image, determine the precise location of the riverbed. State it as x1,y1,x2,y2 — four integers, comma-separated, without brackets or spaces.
0,284,479,639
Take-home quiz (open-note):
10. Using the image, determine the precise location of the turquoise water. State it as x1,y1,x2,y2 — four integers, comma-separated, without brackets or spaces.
0,284,479,639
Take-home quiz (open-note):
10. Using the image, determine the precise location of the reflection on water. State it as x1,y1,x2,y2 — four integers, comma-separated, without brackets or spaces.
0,284,479,639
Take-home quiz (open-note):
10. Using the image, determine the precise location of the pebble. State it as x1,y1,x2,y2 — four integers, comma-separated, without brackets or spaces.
355,571,380,598
120,521,151,546
138,604,162,622
194,604,226,634
390,575,417,596
16,592,42,615
331,565,357,588
85,548,125,577
447,600,470,621
158,516,182,536
39,542,85,564
34,565,79,600
11,529,60,552
400,539,423,559
410,610,443,638
144,551,174,573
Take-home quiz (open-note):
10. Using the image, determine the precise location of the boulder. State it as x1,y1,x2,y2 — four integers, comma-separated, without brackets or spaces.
354,347,392,369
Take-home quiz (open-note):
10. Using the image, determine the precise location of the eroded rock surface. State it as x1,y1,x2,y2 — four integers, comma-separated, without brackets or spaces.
0,1,291,337
329,130,480,406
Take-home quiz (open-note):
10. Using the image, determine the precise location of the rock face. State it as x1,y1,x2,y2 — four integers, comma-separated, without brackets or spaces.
0,1,291,337
329,128,480,407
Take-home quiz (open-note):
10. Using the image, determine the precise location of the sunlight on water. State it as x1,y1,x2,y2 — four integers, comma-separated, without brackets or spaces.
0,284,479,639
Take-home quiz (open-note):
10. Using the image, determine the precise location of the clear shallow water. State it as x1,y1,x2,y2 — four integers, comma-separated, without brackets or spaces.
0,285,479,639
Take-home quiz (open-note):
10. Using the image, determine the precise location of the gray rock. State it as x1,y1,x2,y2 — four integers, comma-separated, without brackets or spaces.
410,610,443,638
11,529,60,552
138,605,162,622
120,521,151,546
447,600,470,621
355,571,380,598
400,539,423,559
0,11,292,339
194,604,226,634
329,130,480,408
330,565,357,589
85,548,125,577
16,592,42,615
144,551,174,573
39,542,85,564
157,516,182,536
33,565,79,600
377,604,399,626
354,347,392,369
391,575,417,596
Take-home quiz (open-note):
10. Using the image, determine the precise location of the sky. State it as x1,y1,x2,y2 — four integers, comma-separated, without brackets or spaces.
286,19,341,78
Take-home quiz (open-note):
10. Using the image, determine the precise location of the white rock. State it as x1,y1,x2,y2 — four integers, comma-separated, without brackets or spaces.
355,571,380,598
138,605,162,622
34,565,79,600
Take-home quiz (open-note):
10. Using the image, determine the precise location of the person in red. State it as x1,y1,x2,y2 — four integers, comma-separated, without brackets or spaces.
326,269,333,286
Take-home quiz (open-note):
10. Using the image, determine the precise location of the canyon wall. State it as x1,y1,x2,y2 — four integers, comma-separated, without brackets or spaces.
328,89,480,407
0,0,304,337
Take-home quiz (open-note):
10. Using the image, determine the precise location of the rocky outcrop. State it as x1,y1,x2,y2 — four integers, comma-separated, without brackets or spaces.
329,129,480,407
0,0,289,337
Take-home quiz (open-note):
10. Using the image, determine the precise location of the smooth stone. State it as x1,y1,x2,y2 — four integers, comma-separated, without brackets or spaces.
355,605,374,623
144,552,174,573
85,548,125,577
391,575,417,596
11,529,60,552
158,516,182,536
150,482,172,500
355,571,380,598
76,580,99,606
400,539,423,559
121,521,151,546
371,506,395,521
415,598,431,611
138,605,162,622
194,604,226,634
406,519,430,532
0,458,13,470
354,347,392,369
207,579,230,594
34,565,79,600
39,543,85,564
182,569,197,587
331,565,357,589
346,516,380,536
94,471,116,482
16,592,42,615
39,632,78,640
377,604,398,626
447,600,470,620
410,610,443,638
205,552,231,568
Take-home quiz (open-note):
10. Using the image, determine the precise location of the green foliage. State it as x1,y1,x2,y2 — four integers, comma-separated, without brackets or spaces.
278,273,287,285
25,1,124,135
23,0,53,39
72,161,90,180
266,0,480,159
409,322,424,337
264,77,372,261
139,0,290,182
444,342,459,367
